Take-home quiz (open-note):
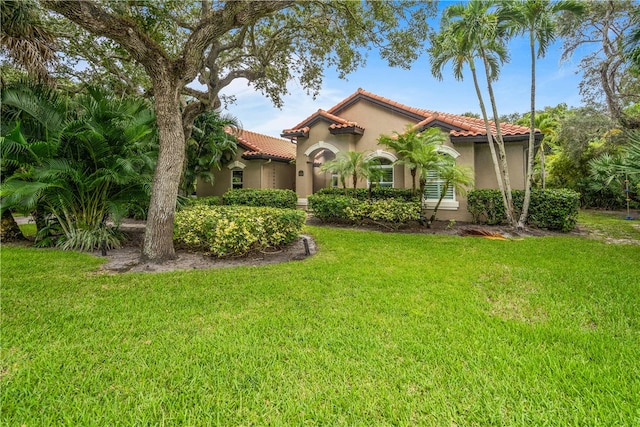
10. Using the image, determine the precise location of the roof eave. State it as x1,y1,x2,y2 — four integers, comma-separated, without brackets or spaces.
450,133,544,143
241,153,294,163
281,130,309,138
329,126,365,135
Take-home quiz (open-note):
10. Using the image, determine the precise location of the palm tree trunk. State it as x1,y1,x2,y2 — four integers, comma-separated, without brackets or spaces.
469,62,511,224
428,182,449,228
480,48,514,226
0,209,26,242
411,167,417,196
518,29,537,229
540,148,546,189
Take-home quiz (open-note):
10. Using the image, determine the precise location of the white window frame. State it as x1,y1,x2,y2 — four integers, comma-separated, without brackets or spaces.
365,151,397,189
423,149,461,210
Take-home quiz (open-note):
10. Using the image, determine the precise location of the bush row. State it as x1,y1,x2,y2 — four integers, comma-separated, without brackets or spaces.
315,187,417,202
174,205,306,257
222,189,297,209
181,196,222,208
467,189,580,231
308,194,421,227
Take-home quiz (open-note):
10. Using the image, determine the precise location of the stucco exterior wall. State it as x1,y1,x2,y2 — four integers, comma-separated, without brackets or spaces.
196,149,294,197
474,143,526,190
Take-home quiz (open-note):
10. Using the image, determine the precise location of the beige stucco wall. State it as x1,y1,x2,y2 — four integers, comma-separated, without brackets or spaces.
474,143,526,190
196,149,294,197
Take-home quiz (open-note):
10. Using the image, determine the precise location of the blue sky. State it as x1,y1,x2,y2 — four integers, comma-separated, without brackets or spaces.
219,9,589,138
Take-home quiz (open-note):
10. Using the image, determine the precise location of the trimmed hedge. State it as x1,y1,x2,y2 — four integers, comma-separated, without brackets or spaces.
308,195,358,222
182,196,222,208
222,189,297,209
174,205,306,257
308,194,421,227
468,189,580,231
315,187,416,202
346,198,422,226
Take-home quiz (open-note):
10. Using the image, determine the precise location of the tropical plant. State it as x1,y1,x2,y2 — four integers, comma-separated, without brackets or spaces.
588,130,640,206
516,110,562,189
379,125,427,196
0,0,57,85
501,0,585,229
0,83,64,240
426,160,474,228
320,151,379,197
1,85,157,250
182,110,240,196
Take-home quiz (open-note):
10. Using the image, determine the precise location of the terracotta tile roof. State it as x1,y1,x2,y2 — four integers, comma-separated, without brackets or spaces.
225,127,295,161
283,88,538,140
281,109,360,136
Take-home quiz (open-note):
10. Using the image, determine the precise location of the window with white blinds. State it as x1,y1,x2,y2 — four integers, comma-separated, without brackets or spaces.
424,170,454,200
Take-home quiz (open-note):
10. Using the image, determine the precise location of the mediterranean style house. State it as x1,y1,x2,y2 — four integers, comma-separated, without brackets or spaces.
196,128,296,197
281,88,542,222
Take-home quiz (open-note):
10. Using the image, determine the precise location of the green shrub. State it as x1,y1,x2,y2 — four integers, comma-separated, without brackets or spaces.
308,195,359,222
467,189,508,225
222,189,297,209
315,187,416,201
180,196,222,209
467,189,580,231
309,194,420,227
346,199,422,227
174,205,306,257
527,189,580,232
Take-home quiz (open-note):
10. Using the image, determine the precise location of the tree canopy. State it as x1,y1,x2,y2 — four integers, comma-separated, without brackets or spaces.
41,0,436,261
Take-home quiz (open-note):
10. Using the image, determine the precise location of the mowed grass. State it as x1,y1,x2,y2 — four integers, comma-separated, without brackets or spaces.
2,224,639,425
578,209,640,241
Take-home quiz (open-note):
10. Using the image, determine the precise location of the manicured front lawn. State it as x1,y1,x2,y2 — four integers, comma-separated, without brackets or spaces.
2,226,639,425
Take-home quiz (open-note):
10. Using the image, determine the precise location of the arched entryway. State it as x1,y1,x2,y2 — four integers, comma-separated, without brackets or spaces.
303,141,341,194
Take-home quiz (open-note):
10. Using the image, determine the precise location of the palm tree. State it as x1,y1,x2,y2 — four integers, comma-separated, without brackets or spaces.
182,110,240,196
502,0,585,229
320,151,378,197
429,3,515,225
1,82,63,241
378,124,426,196
1,85,157,250
427,159,475,228
0,0,57,85
517,111,561,189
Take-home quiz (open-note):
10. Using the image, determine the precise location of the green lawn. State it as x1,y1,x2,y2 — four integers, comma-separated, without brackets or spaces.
578,209,640,241
2,221,639,425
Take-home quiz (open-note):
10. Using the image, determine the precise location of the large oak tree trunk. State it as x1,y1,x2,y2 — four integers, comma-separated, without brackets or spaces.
142,80,185,261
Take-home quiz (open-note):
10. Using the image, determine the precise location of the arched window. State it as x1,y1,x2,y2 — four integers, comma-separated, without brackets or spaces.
369,157,394,188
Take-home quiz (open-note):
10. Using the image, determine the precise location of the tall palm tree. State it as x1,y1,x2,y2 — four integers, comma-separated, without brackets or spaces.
502,0,585,229
443,0,517,226
0,0,57,85
429,3,515,225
